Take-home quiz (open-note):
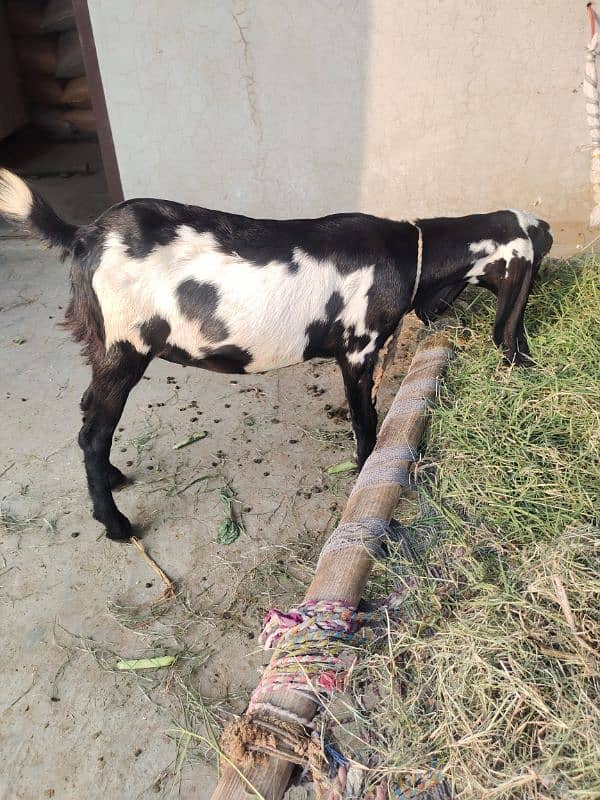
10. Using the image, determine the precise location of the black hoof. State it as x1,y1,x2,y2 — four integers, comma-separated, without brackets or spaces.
105,513,133,542
108,464,130,491
504,352,535,367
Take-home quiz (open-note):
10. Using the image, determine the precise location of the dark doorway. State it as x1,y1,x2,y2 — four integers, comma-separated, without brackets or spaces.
0,0,121,231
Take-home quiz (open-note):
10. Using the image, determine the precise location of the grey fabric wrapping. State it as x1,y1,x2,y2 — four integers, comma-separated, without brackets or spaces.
351,444,416,492
411,346,453,365
317,517,392,567
386,377,439,404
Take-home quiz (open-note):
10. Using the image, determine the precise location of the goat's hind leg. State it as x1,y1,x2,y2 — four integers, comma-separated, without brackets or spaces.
79,343,150,541
107,463,129,490
80,385,129,490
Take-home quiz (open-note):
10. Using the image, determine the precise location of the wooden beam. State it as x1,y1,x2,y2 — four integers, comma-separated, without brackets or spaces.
72,0,123,203
211,332,452,800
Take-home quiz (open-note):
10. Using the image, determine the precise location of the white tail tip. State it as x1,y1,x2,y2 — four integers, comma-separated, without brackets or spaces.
0,168,33,222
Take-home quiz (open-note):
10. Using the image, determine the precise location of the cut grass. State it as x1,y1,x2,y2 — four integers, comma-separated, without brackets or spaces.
0,505,39,532
337,523,600,799
427,257,599,544
0,502,60,535
303,427,354,448
323,257,600,798
124,425,160,465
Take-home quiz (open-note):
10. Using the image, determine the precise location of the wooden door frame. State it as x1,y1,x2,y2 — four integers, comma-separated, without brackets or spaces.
72,0,123,203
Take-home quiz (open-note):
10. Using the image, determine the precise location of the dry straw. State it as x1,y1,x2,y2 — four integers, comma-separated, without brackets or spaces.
321,257,599,798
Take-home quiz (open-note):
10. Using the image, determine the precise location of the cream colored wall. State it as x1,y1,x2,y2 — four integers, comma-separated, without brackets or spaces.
89,1,590,224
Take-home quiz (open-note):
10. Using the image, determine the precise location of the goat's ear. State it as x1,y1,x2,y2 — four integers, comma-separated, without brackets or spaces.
492,256,534,364
530,221,553,268
414,282,467,324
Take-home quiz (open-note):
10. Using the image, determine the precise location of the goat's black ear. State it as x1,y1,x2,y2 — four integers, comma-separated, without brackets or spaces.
414,283,467,324
530,221,553,266
492,256,534,364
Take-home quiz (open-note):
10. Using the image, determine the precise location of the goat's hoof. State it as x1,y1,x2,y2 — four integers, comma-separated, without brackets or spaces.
108,464,130,491
504,352,535,367
105,514,133,542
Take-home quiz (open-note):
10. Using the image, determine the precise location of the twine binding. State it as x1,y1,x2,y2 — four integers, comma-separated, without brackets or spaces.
408,219,424,303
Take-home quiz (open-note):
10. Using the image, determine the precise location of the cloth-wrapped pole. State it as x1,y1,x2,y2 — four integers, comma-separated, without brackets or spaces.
211,332,452,800
585,4,600,226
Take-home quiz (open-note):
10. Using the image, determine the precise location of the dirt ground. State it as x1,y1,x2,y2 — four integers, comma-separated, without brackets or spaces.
0,150,589,800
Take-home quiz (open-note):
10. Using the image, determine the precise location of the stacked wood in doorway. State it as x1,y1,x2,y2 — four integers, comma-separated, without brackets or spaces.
7,0,96,139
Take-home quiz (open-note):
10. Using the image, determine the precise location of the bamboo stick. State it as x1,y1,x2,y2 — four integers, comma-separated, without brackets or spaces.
211,332,451,800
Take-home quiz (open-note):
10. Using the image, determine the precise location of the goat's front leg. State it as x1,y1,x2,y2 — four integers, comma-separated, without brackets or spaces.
79,344,150,541
339,356,377,470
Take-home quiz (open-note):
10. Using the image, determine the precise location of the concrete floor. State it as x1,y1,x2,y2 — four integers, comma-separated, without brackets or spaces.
0,142,591,800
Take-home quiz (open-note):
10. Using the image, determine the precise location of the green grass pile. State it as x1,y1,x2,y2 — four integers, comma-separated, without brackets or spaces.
429,257,598,544
333,257,599,798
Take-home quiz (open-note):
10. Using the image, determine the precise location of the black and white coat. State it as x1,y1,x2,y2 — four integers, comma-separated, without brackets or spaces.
0,169,552,541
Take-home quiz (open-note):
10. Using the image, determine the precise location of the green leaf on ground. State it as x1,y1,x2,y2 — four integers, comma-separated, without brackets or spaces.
173,431,208,450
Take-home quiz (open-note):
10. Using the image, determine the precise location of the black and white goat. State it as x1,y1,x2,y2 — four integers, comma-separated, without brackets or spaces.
0,169,552,541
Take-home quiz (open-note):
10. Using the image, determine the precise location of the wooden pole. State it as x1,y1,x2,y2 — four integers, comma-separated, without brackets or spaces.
211,332,452,800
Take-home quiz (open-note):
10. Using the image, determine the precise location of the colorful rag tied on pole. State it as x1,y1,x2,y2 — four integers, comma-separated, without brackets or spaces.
248,600,367,711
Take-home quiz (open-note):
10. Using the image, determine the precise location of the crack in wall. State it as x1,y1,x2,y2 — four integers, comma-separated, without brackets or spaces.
231,5,263,144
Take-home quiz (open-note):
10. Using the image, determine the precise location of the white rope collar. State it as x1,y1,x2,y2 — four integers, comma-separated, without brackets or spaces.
407,219,423,303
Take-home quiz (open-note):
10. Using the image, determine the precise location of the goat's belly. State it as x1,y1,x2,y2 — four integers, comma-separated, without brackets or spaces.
160,321,310,375
161,345,305,375
244,349,307,373
159,344,255,374
234,336,308,373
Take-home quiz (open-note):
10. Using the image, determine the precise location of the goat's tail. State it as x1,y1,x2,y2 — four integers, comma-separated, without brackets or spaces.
0,168,77,256
0,168,107,366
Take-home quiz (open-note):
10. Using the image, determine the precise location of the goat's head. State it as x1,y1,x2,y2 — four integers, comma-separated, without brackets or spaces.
490,221,553,365
415,220,553,366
